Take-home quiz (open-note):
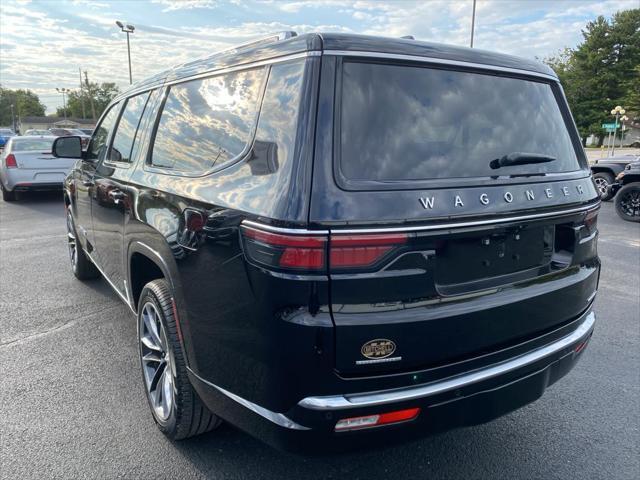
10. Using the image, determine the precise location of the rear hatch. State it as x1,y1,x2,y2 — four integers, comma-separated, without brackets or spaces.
311,56,600,376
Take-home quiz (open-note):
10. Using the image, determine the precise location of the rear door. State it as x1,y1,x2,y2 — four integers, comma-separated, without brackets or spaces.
91,89,158,296
311,56,600,376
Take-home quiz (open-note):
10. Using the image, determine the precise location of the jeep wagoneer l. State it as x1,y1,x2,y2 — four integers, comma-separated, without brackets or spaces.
55,32,600,451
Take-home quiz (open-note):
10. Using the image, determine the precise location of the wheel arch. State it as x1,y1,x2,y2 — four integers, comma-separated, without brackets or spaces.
127,241,176,312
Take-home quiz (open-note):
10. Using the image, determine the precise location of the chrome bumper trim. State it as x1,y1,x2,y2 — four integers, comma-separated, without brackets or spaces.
187,368,310,430
299,311,595,411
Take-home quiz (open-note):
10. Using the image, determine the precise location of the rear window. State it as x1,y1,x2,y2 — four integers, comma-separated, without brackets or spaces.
12,139,53,151
151,67,264,174
339,61,581,183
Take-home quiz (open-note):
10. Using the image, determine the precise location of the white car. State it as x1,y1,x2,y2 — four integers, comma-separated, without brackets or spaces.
0,136,77,202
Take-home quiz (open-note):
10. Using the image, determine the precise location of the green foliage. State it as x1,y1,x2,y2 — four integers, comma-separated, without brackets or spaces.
545,9,640,144
55,82,120,119
0,86,46,127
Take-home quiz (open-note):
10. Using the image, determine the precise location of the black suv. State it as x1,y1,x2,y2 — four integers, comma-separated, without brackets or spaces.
55,33,600,452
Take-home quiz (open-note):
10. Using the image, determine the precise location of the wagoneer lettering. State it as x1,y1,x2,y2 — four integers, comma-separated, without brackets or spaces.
57,32,599,452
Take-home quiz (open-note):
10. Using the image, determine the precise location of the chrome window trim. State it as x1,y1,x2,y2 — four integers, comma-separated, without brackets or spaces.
113,51,320,103
187,368,310,430
299,310,595,411
323,50,558,81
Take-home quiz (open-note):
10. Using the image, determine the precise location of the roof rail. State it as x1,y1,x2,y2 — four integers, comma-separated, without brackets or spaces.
219,31,298,56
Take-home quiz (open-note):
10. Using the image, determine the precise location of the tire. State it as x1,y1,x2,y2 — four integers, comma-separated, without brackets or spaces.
614,183,640,223
593,172,615,201
2,186,15,202
138,279,221,440
66,208,99,280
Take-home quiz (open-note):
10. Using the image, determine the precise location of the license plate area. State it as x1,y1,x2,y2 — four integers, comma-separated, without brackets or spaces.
435,225,554,289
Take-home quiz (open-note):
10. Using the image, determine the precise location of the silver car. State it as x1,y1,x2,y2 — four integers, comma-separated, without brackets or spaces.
0,136,77,202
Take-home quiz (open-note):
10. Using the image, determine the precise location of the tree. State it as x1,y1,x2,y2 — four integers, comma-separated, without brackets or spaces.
0,86,46,126
545,9,640,145
56,82,120,119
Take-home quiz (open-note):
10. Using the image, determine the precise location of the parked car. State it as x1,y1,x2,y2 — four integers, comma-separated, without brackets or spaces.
608,161,640,222
57,32,600,452
23,129,51,136
48,128,91,151
590,154,640,201
1,136,76,202
0,128,16,149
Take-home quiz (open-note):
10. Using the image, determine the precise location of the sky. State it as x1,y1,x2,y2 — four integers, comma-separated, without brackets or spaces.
0,0,637,114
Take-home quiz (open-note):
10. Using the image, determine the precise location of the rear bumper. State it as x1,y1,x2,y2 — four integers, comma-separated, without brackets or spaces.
190,308,595,452
11,182,63,192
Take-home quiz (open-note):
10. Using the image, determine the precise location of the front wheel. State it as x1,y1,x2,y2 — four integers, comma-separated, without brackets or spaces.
593,172,615,201
66,208,99,280
614,183,640,222
138,279,221,440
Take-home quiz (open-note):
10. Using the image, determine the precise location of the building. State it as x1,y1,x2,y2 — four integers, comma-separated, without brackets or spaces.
18,117,96,133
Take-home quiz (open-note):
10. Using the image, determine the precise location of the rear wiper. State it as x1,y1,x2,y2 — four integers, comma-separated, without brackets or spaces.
490,152,556,170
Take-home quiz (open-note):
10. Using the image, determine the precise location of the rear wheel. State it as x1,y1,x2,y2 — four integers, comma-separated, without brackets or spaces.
593,172,614,201
138,279,221,440
66,208,99,280
1,185,15,202
614,183,640,222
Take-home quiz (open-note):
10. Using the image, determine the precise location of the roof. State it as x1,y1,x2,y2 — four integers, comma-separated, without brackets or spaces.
21,117,96,125
117,32,556,101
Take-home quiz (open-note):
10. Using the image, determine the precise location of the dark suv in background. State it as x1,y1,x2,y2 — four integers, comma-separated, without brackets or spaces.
55,32,600,452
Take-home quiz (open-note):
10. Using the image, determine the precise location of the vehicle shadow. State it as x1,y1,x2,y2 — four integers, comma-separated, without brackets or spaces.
170,416,537,479
6,190,65,213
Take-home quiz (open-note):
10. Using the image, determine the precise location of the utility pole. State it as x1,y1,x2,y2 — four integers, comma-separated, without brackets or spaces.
84,70,97,120
10,104,16,132
470,0,477,48
79,67,86,119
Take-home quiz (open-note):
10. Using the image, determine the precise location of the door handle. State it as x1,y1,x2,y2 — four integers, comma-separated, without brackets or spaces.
108,190,125,204
82,179,94,187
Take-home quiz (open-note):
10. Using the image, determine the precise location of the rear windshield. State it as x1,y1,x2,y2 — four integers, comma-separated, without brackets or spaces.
339,61,582,183
12,139,53,151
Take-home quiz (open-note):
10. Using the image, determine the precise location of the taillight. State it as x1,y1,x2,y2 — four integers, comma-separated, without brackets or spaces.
583,208,598,234
241,223,410,273
334,407,421,432
330,233,407,269
5,154,17,168
241,225,327,271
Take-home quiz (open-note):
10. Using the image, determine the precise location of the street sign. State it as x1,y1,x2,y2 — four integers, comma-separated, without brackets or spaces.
601,123,617,132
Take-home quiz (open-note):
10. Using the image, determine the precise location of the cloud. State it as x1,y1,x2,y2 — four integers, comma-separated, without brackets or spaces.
151,0,218,12
1,0,637,114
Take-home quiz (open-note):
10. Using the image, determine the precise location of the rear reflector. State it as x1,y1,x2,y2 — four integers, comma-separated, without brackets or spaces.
334,407,420,432
5,154,17,168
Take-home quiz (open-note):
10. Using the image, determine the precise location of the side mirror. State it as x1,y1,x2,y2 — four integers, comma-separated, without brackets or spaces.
52,136,83,159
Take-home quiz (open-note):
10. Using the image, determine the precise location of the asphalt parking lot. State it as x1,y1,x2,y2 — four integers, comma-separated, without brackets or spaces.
1,192,638,479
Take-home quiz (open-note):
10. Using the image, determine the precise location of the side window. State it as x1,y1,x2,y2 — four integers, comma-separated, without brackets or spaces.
87,104,120,162
150,67,264,173
107,91,151,163
130,89,163,165
249,61,305,175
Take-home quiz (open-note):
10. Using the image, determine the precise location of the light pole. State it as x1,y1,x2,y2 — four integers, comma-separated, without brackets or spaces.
619,114,629,149
116,21,135,84
56,87,70,122
470,0,477,48
10,104,16,133
610,105,626,156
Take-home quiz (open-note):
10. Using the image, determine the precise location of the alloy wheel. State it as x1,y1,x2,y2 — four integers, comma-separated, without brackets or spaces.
140,302,174,422
618,189,640,218
66,210,78,269
594,177,609,197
